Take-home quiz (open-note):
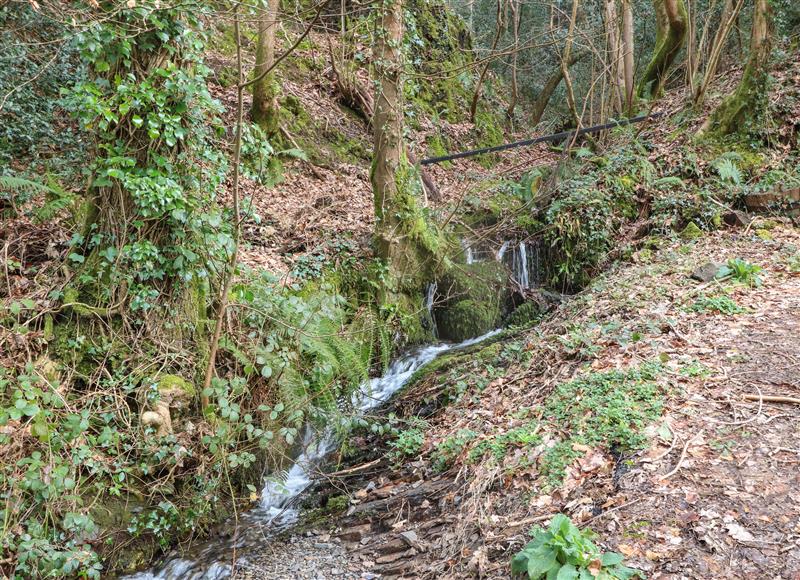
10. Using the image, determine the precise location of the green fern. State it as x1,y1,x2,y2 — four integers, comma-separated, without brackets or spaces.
0,175,58,212
713,157,743,185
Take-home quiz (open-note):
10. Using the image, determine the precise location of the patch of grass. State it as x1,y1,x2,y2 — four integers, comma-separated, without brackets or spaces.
690,294,747,315
539,363,666,488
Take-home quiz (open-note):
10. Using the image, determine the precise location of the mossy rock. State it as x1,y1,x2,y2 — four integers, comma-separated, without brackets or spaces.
436,299,497,342
504,301,542,328
679,221,703,240
436,261,508,306
434,261,508,342
156,374,195,398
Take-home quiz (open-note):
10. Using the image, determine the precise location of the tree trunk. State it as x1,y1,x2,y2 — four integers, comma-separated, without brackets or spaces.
693,0,743,107
530,51,587,126
622,0,635,113
469,0,505,123
638,0,688,98
605,0,624,114
372,0,436,302
561,0,582,127
328,45,440,201
688,0,719,95
703,0,773,136
506,0,521,121
251,0,281,135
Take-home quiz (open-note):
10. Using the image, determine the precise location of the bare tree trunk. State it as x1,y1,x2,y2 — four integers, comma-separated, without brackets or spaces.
638,0,688,98
506,0,521,120
251,0,281,135
693,0,743,107
605,0,624,114
689,0,719,91
469,0,505,123
622,0,635,113
702,0,773,136
685,0,695,94
561,0,582,127
530,51,588,125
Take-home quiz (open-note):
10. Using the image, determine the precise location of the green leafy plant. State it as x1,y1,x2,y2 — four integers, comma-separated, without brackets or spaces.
713,157,743,185
511,515,642,579
390,424,426,459
432,429,477,472
719,258,762,287
691,294,746,315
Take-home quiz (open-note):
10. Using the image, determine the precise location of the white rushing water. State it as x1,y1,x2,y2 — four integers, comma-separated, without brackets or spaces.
463,238,543,290
127,329,500,580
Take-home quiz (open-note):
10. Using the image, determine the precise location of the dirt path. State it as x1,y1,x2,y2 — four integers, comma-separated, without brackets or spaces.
235,224,800,579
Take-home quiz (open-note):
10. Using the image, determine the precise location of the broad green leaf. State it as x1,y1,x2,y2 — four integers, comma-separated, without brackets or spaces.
556,564,579,580
528,548,558,579
600,552,624,566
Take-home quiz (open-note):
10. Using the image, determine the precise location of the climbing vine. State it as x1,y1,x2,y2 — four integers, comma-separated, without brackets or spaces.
63,2,228,315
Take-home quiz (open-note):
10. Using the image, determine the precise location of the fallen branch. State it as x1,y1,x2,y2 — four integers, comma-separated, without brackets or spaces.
744,394,800,405
661,428,705,480
323,458,382,478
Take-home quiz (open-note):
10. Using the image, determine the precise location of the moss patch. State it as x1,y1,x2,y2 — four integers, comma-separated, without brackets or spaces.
434,261,508,341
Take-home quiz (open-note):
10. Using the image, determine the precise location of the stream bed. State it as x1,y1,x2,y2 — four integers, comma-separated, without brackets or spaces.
127,330,500,580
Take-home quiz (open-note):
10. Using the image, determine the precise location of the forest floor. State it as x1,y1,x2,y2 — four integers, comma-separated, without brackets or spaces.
233,223,800,579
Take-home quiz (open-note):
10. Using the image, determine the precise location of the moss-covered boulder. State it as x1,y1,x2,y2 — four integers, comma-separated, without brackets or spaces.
434,261,508,341
504,301,543,328
436,299,498,342
679,221,703,240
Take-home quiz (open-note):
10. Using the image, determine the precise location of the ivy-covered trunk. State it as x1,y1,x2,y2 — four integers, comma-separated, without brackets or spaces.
704,0,774,136
637,0,688,98
65,5,225,325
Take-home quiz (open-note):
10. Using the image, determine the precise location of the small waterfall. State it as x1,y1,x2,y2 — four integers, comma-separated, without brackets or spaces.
497,241,510,261
499,239,544,289
516,242,529,288
128,329,501,580
425,282,438,338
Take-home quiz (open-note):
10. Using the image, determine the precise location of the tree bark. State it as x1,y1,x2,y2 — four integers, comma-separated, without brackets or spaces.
693,0,743,107
605,0,624,114
638,0,688,98
372,0,435,299
561,0,582,127
703,0,773,136
530,51,588,126
251,0,281,135
329,45,440,201
622,0,635,113
506,0,521,120
469,0,505,123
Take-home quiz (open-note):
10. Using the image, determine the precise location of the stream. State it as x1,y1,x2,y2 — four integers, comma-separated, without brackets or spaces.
127,329,501,580
128,237,538,579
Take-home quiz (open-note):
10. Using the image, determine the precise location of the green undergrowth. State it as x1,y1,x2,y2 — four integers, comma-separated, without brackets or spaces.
0,265,396,578
536,362,666,489
512,514,642,579
413,357,668,490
